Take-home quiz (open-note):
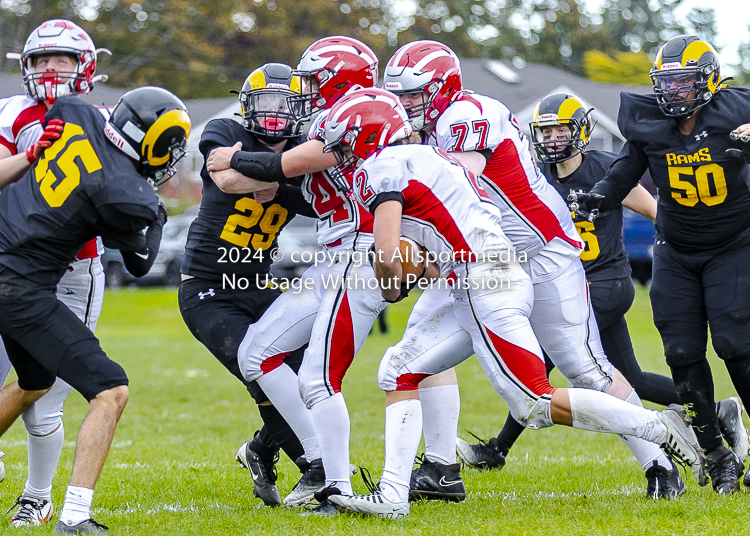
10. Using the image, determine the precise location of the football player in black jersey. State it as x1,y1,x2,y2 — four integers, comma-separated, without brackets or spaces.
0,86,189,534
572,35,750,494
178,63,321,507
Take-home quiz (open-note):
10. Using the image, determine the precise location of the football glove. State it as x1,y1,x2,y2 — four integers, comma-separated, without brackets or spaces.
725,131,750,164
26,119,65,164
567,191,603,222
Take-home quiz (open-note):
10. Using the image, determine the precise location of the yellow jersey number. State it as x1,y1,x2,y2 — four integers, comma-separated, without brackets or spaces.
575,220,600,262
668,163,727,207
219,197,288,251
34,123,102,208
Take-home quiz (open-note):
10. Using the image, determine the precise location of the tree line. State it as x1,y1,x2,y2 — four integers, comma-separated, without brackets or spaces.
1,0,746,99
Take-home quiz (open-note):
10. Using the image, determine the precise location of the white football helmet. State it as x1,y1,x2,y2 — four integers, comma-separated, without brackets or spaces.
7,19,109,101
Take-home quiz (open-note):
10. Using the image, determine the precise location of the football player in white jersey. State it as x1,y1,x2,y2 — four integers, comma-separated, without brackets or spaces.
0,19,126,528
382,41,689,500
208,36,386,513
321,87,704,518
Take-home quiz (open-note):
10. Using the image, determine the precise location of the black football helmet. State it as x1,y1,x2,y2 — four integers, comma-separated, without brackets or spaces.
530,92,594,164
104,86,191,187
650,35,722,118
238,63,302,142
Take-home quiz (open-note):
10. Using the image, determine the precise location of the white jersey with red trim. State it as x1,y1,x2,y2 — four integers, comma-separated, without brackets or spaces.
429,93,582,257
303,110,374,250
0,95,46,156
354,144,513,274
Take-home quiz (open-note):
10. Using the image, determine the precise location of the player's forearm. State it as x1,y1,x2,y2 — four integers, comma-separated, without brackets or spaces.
0,152,32,190
622,184,657,222
121,207,167,277
211,168,279,194
590,142,648,211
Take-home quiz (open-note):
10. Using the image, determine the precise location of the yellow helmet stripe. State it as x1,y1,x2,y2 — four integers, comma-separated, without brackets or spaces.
655,47,664,69
290,75,301,94
682,40,715,67
557,97,582,125
247,69,268,91
143,109,191,167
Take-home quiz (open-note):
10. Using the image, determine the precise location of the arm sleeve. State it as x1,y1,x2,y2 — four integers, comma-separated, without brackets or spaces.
94,203,156,251
121,204,167,277
369,191,404,214
589,141,650,212
229,150,288,183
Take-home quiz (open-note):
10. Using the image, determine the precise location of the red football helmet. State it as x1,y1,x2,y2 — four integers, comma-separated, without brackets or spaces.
8,19,109,102
323,88,412,192
289,36,378,120
383,40,462,130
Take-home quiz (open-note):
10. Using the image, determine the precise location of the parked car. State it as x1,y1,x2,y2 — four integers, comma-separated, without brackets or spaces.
622,207,655,285
102,214,196,288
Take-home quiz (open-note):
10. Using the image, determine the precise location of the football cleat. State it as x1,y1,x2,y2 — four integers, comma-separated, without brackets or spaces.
53,518,108,535
283,457,325,508
0,451,5,482
645,460,686,500
409,454,466,502
658,404,706,470
705,445,743,495
716,397,749,465
743,465,750,489
300,485,341,517
328,490,409,519
456,435,507,471
235,436,281,506
9,496,53,526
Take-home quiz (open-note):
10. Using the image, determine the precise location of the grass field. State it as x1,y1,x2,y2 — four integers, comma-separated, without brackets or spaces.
1,285,748,535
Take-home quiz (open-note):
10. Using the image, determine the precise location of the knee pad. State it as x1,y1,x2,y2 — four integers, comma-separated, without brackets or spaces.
711,328,750,362
298,367,329,409
509,396,554,430
20,379,72,435
663,340,705,368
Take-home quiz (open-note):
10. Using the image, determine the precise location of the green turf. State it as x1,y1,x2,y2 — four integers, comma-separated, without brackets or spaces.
1,285,748,534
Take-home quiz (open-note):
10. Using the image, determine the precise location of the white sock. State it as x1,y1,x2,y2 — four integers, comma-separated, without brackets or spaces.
419,384,460,465
24,424,64,500
618,389,672,470
566,388,667,443
256,364,321,461
310,393,353,496
380,399,423,504
59,486,94,526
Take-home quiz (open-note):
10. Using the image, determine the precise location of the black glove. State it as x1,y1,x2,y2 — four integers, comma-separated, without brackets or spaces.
725,131,750,164
567,191,604,222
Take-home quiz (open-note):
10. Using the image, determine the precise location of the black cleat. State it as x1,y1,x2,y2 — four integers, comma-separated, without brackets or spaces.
706,445,743,495
743,466,750,489
53,518,108,535
455,434,507,471
645,460,686,500
284,457,325,508
409,454,466,502
235,434,281,506
300,485,341,517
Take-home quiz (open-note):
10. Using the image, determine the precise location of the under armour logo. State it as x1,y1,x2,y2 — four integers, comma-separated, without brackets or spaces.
64,288,75,295
695,131,708,141
198,289,215,300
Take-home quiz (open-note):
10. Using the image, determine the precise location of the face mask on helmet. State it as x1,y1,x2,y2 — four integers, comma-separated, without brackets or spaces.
104,86,191,188
323,88,412,193
237,63,302,143
650,35,722,118
383,40,463,131
7,19,110,103
288,36,378,121
530,93,594,165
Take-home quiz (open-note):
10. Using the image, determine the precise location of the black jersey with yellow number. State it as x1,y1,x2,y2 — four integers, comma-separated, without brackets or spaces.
181,118,314,284
543,150,631,281
616,89,750,252
0,97,158,287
